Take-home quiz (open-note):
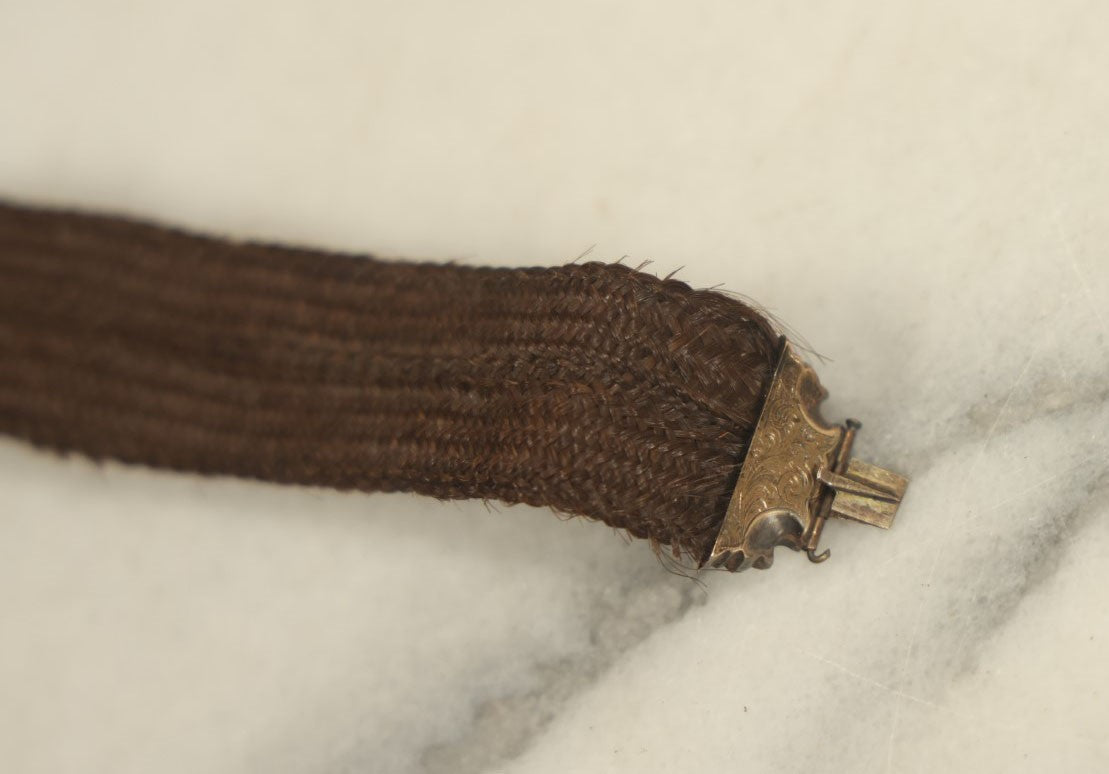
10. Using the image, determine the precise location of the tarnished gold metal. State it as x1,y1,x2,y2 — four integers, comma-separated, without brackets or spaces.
704,341,907,572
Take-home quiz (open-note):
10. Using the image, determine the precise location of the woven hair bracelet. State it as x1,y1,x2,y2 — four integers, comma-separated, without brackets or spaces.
0,201,907,572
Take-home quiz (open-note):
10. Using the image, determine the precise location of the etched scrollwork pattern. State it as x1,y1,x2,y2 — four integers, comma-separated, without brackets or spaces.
709,345,842,568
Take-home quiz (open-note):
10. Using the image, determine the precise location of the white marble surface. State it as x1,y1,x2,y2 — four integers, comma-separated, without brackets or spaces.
2,2,1108,772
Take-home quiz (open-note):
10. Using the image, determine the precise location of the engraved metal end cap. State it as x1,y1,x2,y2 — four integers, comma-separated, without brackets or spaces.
703,341,908,572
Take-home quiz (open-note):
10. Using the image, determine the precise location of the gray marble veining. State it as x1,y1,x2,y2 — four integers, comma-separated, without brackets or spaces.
1,2,1107,772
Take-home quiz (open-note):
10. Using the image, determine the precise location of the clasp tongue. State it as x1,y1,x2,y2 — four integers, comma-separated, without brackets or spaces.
803,419,908,563
820,460,907,529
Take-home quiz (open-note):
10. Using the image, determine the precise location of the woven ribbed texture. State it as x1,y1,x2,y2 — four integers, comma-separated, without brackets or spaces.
0,202,779,563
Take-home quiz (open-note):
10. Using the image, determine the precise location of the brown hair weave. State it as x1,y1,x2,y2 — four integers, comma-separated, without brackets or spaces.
0,202,780,564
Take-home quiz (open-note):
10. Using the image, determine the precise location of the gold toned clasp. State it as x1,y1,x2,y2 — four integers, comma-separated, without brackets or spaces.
703,341,908,572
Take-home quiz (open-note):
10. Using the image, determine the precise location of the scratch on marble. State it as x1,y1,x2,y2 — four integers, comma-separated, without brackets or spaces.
1026,118,1109,344
797,645,1040,745
983,353,1037,455
885,346,1038,774
1050,204,1109,342
885,464,1108,772
797,635,1109,755
876,452,1101,570
793,647,947,713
